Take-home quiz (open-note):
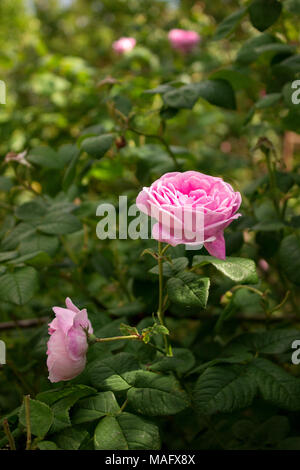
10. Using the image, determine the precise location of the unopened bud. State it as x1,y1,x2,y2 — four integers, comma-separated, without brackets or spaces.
115,136,127,149
220,290,233,306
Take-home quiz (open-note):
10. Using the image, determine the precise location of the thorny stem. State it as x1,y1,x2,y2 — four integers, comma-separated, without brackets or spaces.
3,419,16,450
118,399,128,414
264,148,281,217
24,395,31,450
157,242,173,357
93,335,141,342
231,285,265,297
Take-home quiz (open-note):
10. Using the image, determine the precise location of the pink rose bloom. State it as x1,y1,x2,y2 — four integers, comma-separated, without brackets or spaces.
112,37,136,54
47,298,93,383
136,171,241,260
168,29,200,53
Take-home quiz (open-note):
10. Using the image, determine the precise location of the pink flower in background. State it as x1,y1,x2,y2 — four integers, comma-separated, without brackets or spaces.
4,150,31,167
259,89,266,97
136,171,241,260
168,29,200,53
112,37,136,54
47,298,93,383
258,259,269,272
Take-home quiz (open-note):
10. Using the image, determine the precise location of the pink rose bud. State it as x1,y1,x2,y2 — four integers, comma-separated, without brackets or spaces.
47,298,93,383
258,259,269,272
259,89,266,97
168,29,200,53
136,171,241,260
112,37,136,54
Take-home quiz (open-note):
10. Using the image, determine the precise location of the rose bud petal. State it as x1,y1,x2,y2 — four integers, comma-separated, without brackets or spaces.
46,297,93,383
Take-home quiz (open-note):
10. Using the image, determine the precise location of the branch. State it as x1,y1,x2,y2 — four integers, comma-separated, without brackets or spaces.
0,317,49,331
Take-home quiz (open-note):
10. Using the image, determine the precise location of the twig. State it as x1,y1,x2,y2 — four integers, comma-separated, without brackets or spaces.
2,419,16,450
128,126,179,168
0,316,49,331
24,395,31,451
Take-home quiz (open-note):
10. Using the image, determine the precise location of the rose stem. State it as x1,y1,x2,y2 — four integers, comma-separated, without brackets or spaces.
94,335,140,342
24,395,31,450
157,241,173,357
3,419,16,450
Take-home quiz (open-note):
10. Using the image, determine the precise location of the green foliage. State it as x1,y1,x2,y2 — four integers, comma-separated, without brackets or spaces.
94,412,160,450
19,399,53,438
1,0,300,452
127,371,190,416
192,256,258,284
167,272,210,312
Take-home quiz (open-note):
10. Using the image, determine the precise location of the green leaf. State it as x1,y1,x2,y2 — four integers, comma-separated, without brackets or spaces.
229,329,300,355
0,176,13,192
48,386,96,433
249,0,282,32
247,358,300,410
37,441,59,450
192,255,258,284
89,353,140,391
251,416,290,446
194,365,257,415
149,257,189,277
278,437,300,450
143,81,182,95
149,348,196,374
285,0,300,14
19,233,59,256
0,266,38,305
0,251,18,262
37,212,82,235
37,385,96,406
27,146,65,169
15,200,45,221
53,428,89,450
19,399,53,438
274,54,300,77
213,7,247,40
119,323,139,336
94,412,160,450
195,79,236,109
127,371,190,416
72,391,120,424
1,222,36,250
58,143,79,165
252,220,286,231
81,134,113,159
141,322,169,344
215,298,239,333
167,273,210,312
188,353,254,375
7,250,52,268
108,300,145,317
255,93,282,109
163,79,236,110
211,68,254,91
62,145,81,190
236,33,280,65
163,84,199,109
279,234,300,285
